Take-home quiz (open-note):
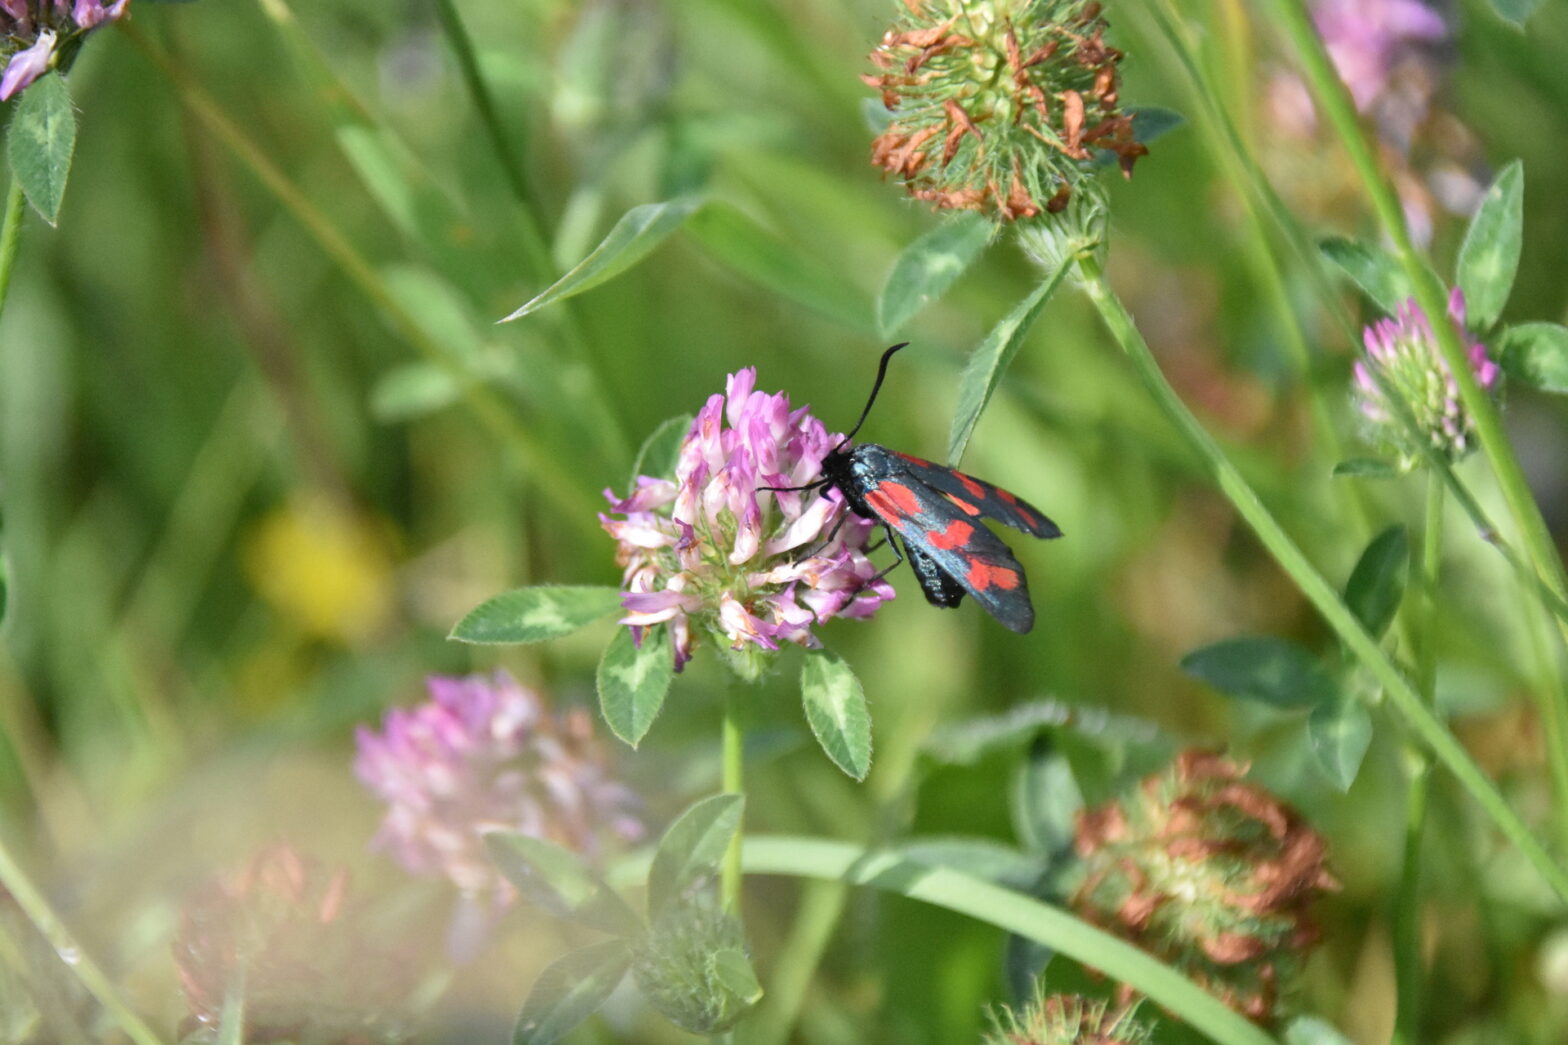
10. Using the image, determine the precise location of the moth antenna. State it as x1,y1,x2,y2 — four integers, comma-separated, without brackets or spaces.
832,342,909,451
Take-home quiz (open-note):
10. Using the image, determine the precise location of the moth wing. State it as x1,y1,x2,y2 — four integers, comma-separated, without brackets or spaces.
889,452,1062,539
861,474,1035,634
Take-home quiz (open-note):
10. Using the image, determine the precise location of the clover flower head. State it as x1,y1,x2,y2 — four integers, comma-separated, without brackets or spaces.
354,671,643,898
984,993,1153,1045
1313,0,1445,113
1070,751,1339,1023
173,845,413,1044
1352,288,1500,470
1,0,128,101
601,368,894,678
864,0,1144,221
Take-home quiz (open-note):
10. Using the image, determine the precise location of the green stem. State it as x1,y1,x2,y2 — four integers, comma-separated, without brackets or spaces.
430,0,553,278
1264,0,1568,840
121,24,601,529
1073,254,1568,901
0,179,24,321
748,879,847,1045
0,840,167,1045
721,691,745,913
1392,474,1443,1045
737,837,1278,1045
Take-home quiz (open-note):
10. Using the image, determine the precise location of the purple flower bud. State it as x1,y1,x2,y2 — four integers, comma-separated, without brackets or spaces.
1352,288,1499,469
0,31,55,101
602,368,894,676
354,672,642,900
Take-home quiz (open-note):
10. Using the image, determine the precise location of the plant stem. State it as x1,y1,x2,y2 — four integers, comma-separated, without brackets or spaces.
1073,254,1568,902
721,690,745,913
0,179,24,321
1392,474,1443,1045
121,24,602,529
431,0,551,277
739,837,1278,1045
0,840,166,1045
748,879,847,1045
1264,0,1568,841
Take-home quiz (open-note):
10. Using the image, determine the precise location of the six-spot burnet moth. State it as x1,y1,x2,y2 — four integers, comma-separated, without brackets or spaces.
763,343,1062,633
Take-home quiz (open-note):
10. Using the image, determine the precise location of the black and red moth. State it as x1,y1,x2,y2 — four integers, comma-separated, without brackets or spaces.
768,343,1062,633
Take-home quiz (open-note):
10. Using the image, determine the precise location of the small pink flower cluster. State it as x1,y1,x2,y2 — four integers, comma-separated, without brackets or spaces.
2,0,128,101
354,672,642,898
601,368,894,672
1353,288,1500,467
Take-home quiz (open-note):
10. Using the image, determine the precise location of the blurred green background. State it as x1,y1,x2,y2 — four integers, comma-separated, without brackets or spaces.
3,0,1568,1040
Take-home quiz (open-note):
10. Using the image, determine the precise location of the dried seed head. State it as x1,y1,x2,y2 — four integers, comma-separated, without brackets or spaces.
865,0,1145,221
1069,751,1339,1024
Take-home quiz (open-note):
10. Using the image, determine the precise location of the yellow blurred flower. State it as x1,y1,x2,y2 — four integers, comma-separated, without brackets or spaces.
243,494,398,645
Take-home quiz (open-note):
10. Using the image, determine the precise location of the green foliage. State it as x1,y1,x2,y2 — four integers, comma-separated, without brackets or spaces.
799,649,873,780
1499,322,1568,392
596,625,674,746
878,213,993,337
484,833,643,936
1319,236,1410,313
513,940,633,1045
503,198,702,320
1343,525,1410,639
1458,161,1524,330
6,73,75,225
450,586,623,644
646,793,743,917
1180,637,1337,709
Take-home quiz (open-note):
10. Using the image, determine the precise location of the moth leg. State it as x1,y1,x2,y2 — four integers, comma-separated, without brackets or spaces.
865,526,905,585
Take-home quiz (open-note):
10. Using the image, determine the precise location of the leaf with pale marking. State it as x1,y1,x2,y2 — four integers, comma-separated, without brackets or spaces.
451,586,623,644
512,940,632,1045
800,649,872,779
647,794,744,917
877,214,993,337
597,625,674,747
7,73,76,225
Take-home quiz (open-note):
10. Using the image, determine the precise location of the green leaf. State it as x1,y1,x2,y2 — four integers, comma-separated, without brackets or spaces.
451,586,623,644
1283,1015,1355,1045
1498,323,1568,393
370,362,462,422
1486,0,1546,29
877,213,993,337
893,837,1047,891
1318,237,1410,314
597,625,675,747
484,832,642,936
1180,637,1337,709
647,794,745,918
711,948,764,1007
1332,457,1398,480
6,73,76,225
924,698,1162,765
1457,160,1523,330
630,413,692,485
686,203,873,331
947,265,1067,463
1343,525,1409,639
502,197,703,320
513,940,633,1045
1010,738,1082,858
1093,106,1184,166
1308,694,1373,792
800,649,873,780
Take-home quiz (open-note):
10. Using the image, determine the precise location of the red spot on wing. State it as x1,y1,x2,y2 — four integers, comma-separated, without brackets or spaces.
997,488,1019,506
873,481,921,515
895,452,931,468
957,473,986,499
864,489,907,528
944,493,982,516
964,560,1019,592
927,519,974,550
